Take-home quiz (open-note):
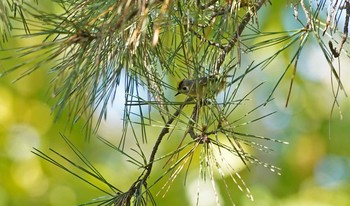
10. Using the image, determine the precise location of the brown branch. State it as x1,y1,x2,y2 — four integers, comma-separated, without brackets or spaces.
329,0,350,58
187,101,201,140
196,3,232,28
196,0,217,10
190,28,226,50
214,0,268,73
323,0,339,36
338,0,350,57
122,97,194,204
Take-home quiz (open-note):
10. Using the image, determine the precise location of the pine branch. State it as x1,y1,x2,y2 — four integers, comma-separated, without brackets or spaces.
214,0,268,73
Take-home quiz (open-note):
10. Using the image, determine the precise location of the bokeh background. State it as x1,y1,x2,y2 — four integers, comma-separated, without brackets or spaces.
1,1,350,206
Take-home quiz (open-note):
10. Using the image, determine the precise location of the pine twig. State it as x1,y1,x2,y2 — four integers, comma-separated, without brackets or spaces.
214,0,268,73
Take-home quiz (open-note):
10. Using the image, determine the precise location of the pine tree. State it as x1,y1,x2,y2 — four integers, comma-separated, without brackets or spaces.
1,0,349,205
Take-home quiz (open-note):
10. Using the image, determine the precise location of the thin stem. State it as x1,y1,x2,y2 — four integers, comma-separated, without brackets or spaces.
123,98,193,205
214,0,268,73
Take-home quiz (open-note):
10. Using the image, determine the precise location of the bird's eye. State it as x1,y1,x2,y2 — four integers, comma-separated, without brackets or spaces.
182,86,189,91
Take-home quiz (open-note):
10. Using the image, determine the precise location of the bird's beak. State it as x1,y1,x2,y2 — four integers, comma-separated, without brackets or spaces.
175,92,180,96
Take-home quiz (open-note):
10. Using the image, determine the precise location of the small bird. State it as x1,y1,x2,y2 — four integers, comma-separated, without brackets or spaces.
175,75,226,98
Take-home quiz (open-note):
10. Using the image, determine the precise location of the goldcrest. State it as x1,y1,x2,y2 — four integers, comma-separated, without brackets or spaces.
175,75,226,98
